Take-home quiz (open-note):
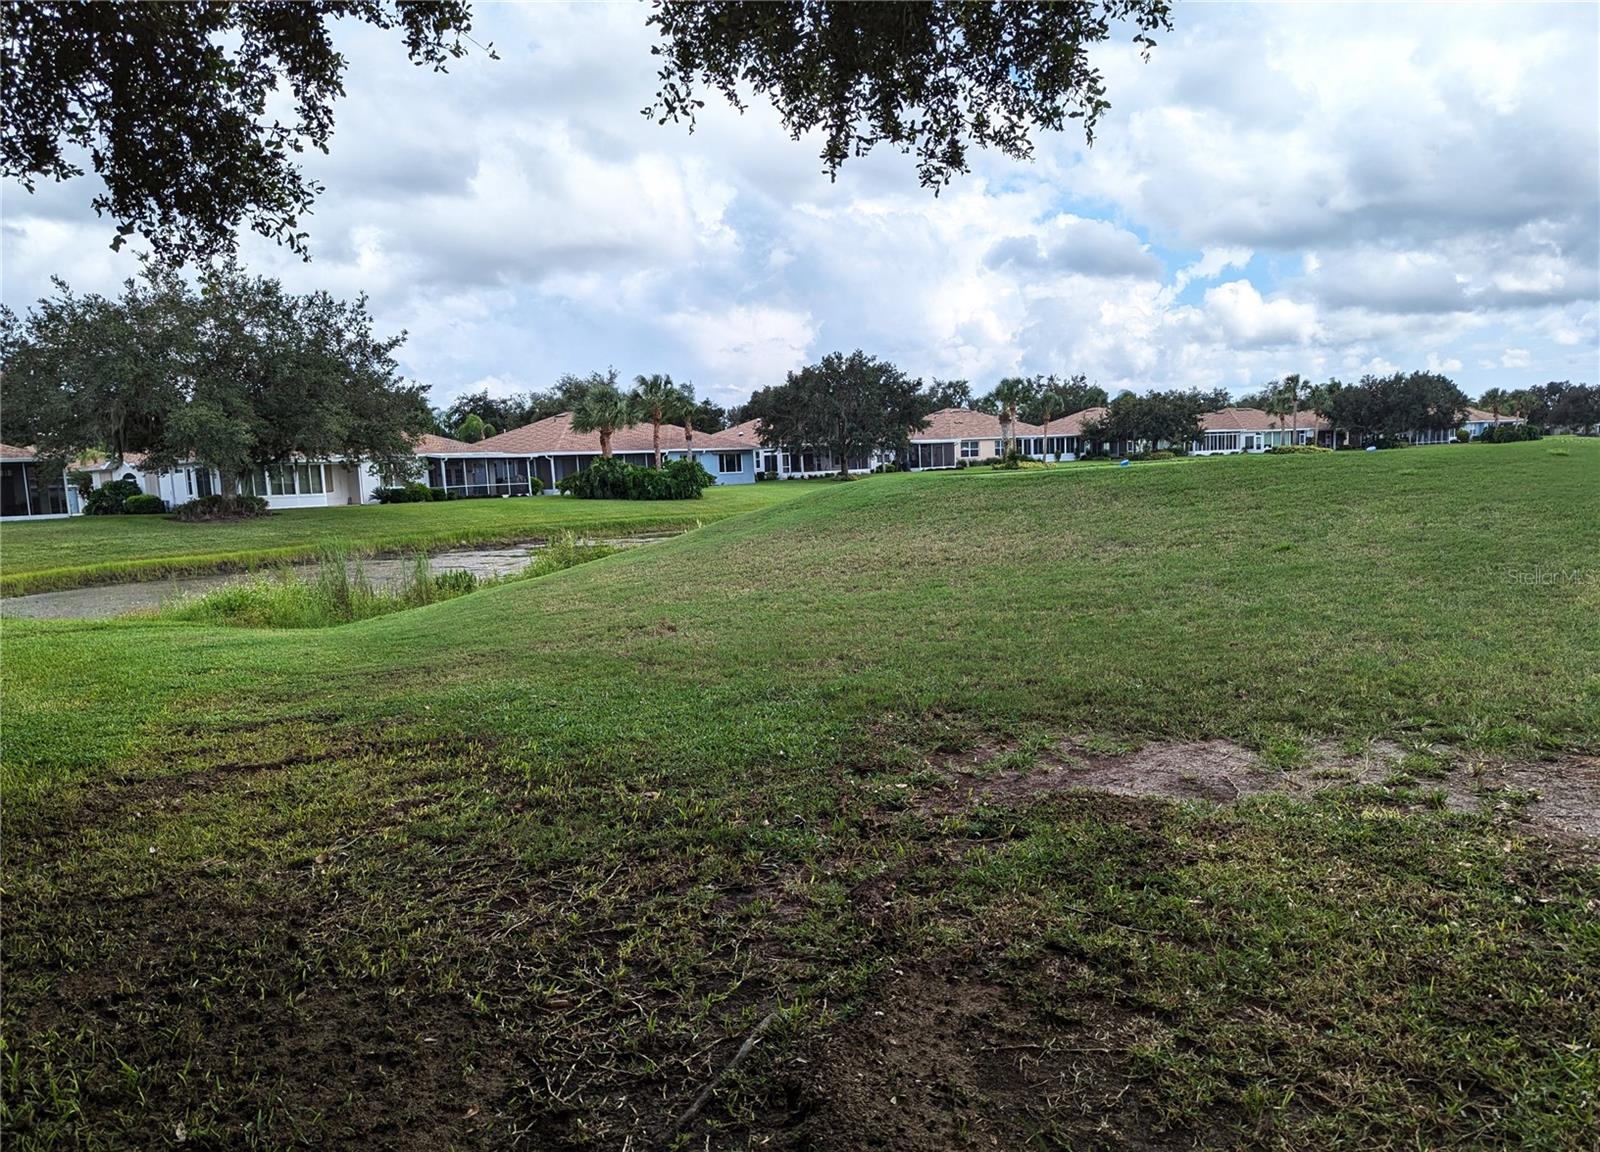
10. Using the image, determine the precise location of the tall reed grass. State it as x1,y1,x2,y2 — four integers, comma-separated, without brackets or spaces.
152,534,615,628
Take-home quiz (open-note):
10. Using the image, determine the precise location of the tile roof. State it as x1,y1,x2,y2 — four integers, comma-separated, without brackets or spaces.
910,408,1045,441
1200,407,1331,432
1463,406,1522,423
474,413,697,456
412,432,483,455
1054,406,1108,436
0,442,36,460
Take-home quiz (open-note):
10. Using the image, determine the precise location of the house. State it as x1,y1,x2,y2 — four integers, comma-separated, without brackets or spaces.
0,443,78,520
421,413,760,492
715,418,876,478
80,453,381,508
1459,407,1526,440
1190,408,1327,455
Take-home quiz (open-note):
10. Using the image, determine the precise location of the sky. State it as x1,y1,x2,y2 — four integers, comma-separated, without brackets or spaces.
3,2,1597,411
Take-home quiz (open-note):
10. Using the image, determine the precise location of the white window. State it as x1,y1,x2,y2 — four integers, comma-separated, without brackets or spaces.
296,463,324,493
269,464,294,496
960,439,979,458
717,452,743,474
994,439,1004,455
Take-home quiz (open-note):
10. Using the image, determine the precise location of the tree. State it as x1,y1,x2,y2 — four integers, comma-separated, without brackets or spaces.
1479,387,1508,427
987,377,1037,454
0,264,431,485
1307,378,1344,449
1080,389,1206,454
646,2,1172,190
1018,373,1109,425
631,372,687,469
746,350,931,477
438,388,534,437
689,396,727,435
926,378,974,410
457,413,487,443
1036,390,1062,461
2,2,487,264
1549,382,1599,434
7,2,1173,263
567,369,634,457
1263,380,1291,442
1281,373,1305,443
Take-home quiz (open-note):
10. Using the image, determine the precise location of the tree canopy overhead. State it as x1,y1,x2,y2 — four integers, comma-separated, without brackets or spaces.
4,1,1170,262
2,1,485,264
646,1,1172,189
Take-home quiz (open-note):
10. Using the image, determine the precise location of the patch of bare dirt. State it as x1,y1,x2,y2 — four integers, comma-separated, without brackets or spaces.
919,739,1600,844
744,964,1190,1151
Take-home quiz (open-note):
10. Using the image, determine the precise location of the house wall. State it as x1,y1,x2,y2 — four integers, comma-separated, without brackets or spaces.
691,448,755,484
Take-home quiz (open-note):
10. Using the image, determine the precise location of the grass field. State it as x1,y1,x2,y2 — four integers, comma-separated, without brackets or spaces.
3,440,1598,1149
0,481,822,596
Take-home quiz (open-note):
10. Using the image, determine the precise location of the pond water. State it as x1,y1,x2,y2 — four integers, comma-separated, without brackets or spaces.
0,533,678,621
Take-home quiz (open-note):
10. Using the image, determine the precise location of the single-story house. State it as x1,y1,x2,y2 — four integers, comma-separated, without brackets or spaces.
79,452,381,508
1190,408,1328,455
0,443,78,520
1458,407,1526,440
421,413,760,492
715,418,883,478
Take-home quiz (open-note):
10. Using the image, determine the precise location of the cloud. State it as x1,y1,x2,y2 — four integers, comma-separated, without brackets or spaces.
984,217,1161,279
1203,281,1320,347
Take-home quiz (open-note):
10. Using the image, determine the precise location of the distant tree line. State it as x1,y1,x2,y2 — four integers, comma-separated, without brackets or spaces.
0,265,431,485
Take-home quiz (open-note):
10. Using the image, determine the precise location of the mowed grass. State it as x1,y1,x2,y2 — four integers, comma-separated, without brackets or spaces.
0,480,821,595
3,440,1598,1149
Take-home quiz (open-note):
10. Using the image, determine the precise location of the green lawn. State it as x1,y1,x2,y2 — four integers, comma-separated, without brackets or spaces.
3,440,1597,1149
0,480,823,595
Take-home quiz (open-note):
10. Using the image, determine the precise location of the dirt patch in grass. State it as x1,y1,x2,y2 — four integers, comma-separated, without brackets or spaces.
923,738,1600,844
742,962,1189,1151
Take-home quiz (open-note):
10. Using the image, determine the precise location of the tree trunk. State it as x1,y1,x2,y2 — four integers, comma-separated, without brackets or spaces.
601,429,612,458
652,418,662,469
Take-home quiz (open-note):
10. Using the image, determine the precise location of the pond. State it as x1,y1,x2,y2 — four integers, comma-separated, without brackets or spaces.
0,533,679,621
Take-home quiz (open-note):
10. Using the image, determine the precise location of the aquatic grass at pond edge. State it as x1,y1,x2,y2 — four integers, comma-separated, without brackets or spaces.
143,534,617,628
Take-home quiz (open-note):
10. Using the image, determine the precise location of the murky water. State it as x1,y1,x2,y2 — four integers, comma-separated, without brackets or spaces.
0,534,678,621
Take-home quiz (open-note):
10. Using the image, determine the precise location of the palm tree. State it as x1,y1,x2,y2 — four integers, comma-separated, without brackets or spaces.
1036,390,1062,461
991,377,1031,455
1282,372,1305,445
570,369,634,457
1480,387,1507,427
631,372,681,469
676,381,698,455
1263,379,1290,447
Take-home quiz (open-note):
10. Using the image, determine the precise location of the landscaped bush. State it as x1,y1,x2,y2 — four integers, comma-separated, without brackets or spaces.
991,448,1026,470
122,493,166,514
429,486,449,502
557,456,715,500
1475,423,1541,443
83,478,144,515
1266,445,1331,455
171,494,270,521
373,482,435,504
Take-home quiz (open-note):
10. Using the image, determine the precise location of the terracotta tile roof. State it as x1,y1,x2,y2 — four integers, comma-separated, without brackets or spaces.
1200,407,1330,432
695,419,763,450
474,412,696,455
0,442,36,460
1054,406,1108,436
412,432,482,455
1463,406,1522,423
910,408,1045,441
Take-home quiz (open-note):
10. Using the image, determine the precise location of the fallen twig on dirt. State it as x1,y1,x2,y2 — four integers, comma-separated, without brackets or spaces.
664,1009,780,1144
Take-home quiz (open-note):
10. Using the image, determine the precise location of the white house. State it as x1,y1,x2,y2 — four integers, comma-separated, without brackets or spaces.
80,452,381,509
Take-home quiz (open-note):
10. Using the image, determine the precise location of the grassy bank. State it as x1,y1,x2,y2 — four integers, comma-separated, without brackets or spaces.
0,481,820,596
3,440,1597,1148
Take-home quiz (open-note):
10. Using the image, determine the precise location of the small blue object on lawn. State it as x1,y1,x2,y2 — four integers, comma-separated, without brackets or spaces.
1119,459,1132,467
1365,445,1377,452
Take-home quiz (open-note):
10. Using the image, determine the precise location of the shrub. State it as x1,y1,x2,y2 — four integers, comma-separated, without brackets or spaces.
171,494,270,521
1456,428,1471,444
373,482,434,504
1266,444,1331,455
991,447,1026,471
83,478,144,515
1475,423,1541,443
557,456,714,500
122,493,166,514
